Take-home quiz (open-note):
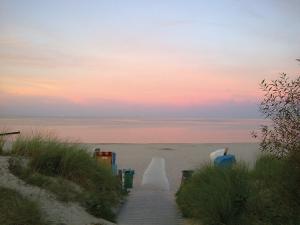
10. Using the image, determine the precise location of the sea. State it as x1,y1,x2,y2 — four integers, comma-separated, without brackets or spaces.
0,117,268,143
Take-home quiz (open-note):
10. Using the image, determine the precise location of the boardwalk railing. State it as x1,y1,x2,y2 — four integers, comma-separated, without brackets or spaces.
0,131,20,136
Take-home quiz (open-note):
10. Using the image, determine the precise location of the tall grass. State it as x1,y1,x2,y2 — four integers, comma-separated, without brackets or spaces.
0,186,49,225
10,134,122,221
12,133,72,157
176,163,250,225
177,156,300,225
9,157,84,203
0,136,4,155
247,155,300,225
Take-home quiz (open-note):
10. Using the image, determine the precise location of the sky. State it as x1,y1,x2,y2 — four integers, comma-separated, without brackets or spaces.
0,0,299,118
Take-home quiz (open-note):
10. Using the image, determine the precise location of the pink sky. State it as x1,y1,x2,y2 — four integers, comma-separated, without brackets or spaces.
0,0,299,118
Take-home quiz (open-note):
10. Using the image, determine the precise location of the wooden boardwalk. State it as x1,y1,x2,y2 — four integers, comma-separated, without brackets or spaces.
117,157,184,225
117,189,184,225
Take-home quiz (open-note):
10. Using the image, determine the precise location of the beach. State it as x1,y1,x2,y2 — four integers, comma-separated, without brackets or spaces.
88,143,260,193
1,137,261,224
1,1,298,224
0,117,262,224
88,143,260,224
0,117,262,190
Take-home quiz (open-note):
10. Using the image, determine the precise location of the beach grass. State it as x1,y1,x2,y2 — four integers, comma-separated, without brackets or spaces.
11,133,75,157
247,155,300,225
177,156,300,225
0,186,49,225
9,133,122,221
176,163,250,225
9,157,84,202
0,137,4,155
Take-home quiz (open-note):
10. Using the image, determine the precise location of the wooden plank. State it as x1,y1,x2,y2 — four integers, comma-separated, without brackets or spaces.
0,131,20,136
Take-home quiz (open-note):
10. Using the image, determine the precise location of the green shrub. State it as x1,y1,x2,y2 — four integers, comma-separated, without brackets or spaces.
8,156,30,179
251,155,285,187
9,157,84,203
256,74,300,157
0,186,49,225
176,163,250,225
247,155,300,225
10,134,122,221
0,136,5,155
287,149,300,203
28,143,120,193
11,133,63,157
84,193,117,222
177,156,300,225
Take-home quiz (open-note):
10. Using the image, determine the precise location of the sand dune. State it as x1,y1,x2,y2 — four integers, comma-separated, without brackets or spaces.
0,156,115,225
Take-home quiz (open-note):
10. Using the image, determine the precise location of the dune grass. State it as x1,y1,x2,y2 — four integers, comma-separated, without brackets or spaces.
0,136,5,155
9,157,84,202
9,134,122,221
176,163,250,225
247,155,300,225
11,133,79,158
176,156,300,225
0,186,49,225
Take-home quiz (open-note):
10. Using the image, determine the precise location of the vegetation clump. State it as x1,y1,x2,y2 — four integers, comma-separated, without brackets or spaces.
257,74,300,157
177,74,300,225
176,156,300,225
248,155,300,225
176,164,250,225
9,134,122,222
0,186,49,225
9,157,84,203
0,136,4,155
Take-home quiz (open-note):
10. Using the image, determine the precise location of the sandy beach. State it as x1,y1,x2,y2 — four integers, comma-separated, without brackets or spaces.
1,141,260,224
87,143,260,193
87,143,260,224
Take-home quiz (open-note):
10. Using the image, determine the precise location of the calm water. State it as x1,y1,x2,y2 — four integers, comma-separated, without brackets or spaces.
0,117,267,143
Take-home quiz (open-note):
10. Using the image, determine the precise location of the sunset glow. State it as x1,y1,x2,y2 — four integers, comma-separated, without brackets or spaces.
1,0,299,118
